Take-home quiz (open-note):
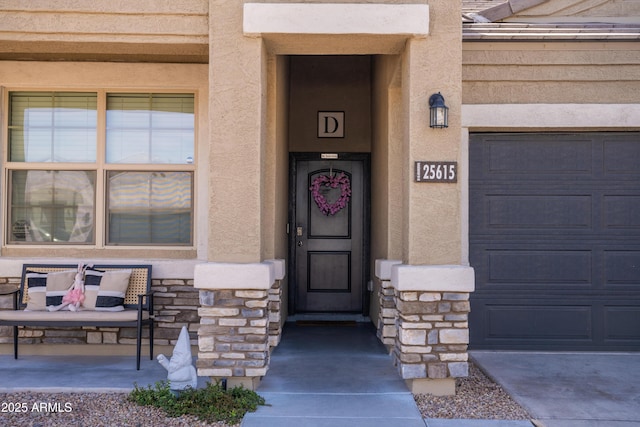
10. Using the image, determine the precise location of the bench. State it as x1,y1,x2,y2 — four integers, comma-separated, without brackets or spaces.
0,264,154,370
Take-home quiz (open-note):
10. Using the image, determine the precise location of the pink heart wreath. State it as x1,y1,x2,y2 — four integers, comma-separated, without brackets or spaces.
309,172,352,216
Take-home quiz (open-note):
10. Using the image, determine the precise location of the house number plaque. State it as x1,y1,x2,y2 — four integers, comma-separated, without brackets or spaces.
415,161,458,183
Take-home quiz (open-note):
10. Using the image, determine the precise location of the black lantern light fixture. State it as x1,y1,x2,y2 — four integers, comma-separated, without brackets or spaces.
429,92,449,128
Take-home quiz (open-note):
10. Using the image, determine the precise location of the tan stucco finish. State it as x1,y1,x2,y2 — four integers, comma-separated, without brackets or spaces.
208,0,265,263
0,0,208,62
401,0,463,266
462,41,640,104
288,55,372,153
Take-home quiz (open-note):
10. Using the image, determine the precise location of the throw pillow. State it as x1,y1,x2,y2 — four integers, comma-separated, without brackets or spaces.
24,271,48,311
83,269,132,311
45,270,77,309
83,268,102,310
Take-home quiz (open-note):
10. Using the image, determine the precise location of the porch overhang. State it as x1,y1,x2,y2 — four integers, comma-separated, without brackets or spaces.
243,3,429,37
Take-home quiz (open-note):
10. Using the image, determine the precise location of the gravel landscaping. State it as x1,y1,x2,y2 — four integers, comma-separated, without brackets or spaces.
416,361,531,420
0,392,237,427
1,362,529,426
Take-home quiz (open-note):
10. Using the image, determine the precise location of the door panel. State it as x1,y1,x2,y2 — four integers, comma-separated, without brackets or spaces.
292,155,366,313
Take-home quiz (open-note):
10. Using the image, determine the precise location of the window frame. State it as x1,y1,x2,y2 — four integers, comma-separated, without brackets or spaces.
2,88,197,249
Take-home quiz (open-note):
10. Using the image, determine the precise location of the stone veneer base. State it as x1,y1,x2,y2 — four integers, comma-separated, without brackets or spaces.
194,260,285,391
375,260,475,396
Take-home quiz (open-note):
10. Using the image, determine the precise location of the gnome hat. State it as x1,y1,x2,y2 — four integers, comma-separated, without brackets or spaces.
170,326,193,367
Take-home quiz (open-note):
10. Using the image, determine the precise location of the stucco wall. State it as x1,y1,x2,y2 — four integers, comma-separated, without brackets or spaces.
288,56,372,153
463,41,640,104
262,55,290,263
371,55,403,263
401,0,463,266
370,54,404,321
208,0,265,263
263,54,290,324
0,0,208,62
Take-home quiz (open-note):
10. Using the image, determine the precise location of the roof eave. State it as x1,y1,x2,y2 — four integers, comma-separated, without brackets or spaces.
476,0,551,23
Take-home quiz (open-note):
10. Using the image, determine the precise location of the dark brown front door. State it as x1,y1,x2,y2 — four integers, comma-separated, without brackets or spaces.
290,153,369,313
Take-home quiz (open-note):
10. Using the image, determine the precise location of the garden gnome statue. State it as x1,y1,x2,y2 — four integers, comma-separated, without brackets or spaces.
157,326,198,390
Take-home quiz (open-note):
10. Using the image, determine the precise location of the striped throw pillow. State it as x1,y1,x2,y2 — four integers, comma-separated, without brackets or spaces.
83,269,132,311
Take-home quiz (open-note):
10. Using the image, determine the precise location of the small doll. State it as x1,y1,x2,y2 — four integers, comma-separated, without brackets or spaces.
48,263,89,312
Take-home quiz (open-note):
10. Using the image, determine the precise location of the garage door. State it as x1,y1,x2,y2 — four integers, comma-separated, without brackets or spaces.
469,133,640,350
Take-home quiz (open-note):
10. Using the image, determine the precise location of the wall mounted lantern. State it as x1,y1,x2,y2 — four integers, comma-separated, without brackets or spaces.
429,92,449,128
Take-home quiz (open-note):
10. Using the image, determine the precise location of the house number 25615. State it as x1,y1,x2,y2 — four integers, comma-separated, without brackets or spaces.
415,161,457,183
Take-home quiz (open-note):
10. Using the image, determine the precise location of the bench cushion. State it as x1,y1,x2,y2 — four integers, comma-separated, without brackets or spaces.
0,309,148,322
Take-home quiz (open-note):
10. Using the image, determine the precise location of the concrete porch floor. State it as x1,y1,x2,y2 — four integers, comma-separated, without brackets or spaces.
241,321,428,427
0,351,208,393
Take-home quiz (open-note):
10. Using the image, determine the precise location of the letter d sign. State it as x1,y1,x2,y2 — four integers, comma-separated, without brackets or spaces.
318,111,345,138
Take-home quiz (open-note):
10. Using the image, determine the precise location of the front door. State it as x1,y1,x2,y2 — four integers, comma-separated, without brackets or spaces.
290,153,369,313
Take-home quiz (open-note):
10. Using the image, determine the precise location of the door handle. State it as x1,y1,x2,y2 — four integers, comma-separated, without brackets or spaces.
296,227,304,247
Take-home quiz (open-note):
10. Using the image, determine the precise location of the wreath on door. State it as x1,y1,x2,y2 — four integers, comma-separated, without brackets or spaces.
309,172,351,216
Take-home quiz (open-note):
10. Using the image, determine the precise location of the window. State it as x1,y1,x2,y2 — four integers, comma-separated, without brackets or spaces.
106,93,194,164
107,171,192,245
6,91,195,246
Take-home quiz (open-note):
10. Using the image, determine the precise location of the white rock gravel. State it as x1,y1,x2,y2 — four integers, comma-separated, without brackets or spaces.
416,361,531,420
0,392,236,427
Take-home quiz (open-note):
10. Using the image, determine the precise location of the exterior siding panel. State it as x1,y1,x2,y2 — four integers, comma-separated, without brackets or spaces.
462,43,640,104
0,0,208,62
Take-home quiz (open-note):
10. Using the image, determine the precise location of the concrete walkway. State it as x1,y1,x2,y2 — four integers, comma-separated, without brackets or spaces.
471,351,640,427
241,322,426,427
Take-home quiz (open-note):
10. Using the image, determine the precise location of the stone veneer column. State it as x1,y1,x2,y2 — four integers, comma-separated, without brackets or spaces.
194,260,285,390
375,260,402,349
375,261,474,396
268,279,283,348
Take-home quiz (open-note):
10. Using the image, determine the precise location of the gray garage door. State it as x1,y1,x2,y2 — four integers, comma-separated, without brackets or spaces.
469,133,640,350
